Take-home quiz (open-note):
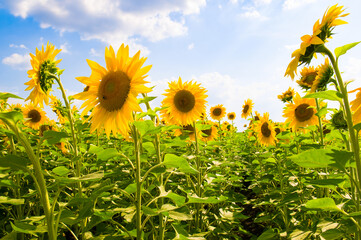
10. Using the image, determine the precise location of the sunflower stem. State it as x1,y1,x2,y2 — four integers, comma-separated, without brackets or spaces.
315,98,324,146
193,121,202,231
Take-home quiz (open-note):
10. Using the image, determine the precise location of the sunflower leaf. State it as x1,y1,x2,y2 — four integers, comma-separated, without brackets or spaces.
0,92,23,101
305,198,342,212
42,130,69,145
335,41,361,58
0,111,24,125
303,90,343,103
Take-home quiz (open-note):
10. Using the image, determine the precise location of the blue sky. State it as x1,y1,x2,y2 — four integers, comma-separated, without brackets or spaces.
1,0,361,130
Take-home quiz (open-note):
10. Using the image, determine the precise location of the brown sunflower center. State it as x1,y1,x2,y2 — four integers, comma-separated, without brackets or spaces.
183,124,195,133
202,127,212,137
173,90,195,113
212,108,222,116
228,114,235,120
28,109,42,123
243,105,249,114
261,122,271,137
295,103,313,122
303,72,318,86
83,86,90,92
275,127,281,135
98,71,131,112
254,116,260,121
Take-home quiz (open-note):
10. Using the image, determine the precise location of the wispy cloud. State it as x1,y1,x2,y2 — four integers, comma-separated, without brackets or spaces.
59,42,70,54
2,53,30,70
239,7,268,20
282,0,317,10
188,43,194,50
9,43,27,49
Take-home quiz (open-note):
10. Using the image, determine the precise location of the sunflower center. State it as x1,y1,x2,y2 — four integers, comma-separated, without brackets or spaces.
183,124,195,133
261,122,271,137
275,127,281,135
295,103,313,122
202,127,212,137
39,59,57,93
83,86,90,92
254,116,260,121
98,71,131,112
243,105,249,114
212,108,222,116
229,114,235,120
28,109,42,123
303,72,318,86
173,90,196,113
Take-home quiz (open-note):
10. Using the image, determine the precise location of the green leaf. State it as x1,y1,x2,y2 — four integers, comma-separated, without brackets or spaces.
0,111,24,125
0,92,23,100
143,142,156,155
52,166,70,176
320,229,345,240
257,229,277,240
303,90,342,102
163,154,198,174
169,211,192,221
335,41,361,58
305,198,341,212
0,232,18,240
187,195,227,204
138,96,157,104
11,221,47,235
43,130,69,145
289,148,353,171
315,106,328,118
0,155,29,172
133,120,159,136
89,145,120,161
305,179,346,191
353,123,361,132
289,230,312,240
0,196,24,205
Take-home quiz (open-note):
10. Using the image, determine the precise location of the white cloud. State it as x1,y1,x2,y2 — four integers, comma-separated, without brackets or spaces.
188,43,194,50
2,53,31,70
89,48,101,57
9,43,27,49
253,0,272,6
240,7,268,20
282,0,316,10
59,42,70,53
3,0,206,50
229,0,238,4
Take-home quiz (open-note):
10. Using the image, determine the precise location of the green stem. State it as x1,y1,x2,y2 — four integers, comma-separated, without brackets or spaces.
193,121,202,231
133,125,143,239
315,98,324,146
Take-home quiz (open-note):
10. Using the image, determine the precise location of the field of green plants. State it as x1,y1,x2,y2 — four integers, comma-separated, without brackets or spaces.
1,3,361,240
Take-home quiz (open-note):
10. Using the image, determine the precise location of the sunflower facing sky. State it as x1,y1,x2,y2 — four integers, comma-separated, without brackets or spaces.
283,93,318,131
74,44,152,137
23,103,48,129
227,112,236,121
241,99,253,119
161,77,207,126
255,112,277,146
25,42,62,107
210,104,226,121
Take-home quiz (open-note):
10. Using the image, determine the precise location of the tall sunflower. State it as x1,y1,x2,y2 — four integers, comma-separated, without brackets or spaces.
25,42,62,107
283,93,318,131
227,112,236,121
22,103,48,129
73,44,152,137
210,104,226,121
241,99,253,119
161,77,207,126
255,113,277,146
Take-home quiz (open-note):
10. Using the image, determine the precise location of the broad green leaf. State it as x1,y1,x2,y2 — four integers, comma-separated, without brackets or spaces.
89,145,120,161
67,171,104,182
0,196,24,205
143,142,156,155
0,111,23,125
289,148,353,171
0,232,18,240
0,155,29,172
52,166,70,176
305,179,346,191
43,130,69,145
0,92,23,100
133,120,159,136
289,230,312,240
321,229,344,240
187,195,227,204
142,206,158,216
11,221,47,235
168,211,192,221
124,183,137,194
305,198,341,212
303,90,342,102
315,106,328,118
163,154,198,174
257,229,277,240
335,41,361,58
159,186,186,206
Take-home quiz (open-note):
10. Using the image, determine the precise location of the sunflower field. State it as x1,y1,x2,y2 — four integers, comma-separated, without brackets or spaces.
1,4,361,240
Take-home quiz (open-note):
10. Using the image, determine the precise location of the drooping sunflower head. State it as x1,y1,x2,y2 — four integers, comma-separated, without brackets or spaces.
210,104,226,121
23,103,48,129
311,58,334,92
296,66,318,90
73,44,152,138
162,77,207,126
200,121,218,142
25,42,62,107
282,93,318,131
331,110,347,130
256,112,277,146
227,112,236,121
50,95,67,124
278,87,295,103
241,99,254,119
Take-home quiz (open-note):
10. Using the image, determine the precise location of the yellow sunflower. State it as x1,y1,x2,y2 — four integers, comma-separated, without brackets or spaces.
255,113,277,146
22,103,48,129
9,103,23,112
283,93,318,131
210,104,226,121
278,87,295,103
73,44,152,137
311,58,334,92
318,4,348,40
25,42,62,107
174,124,197,141
50,95,67,124
241,99,253,119
296,66,318,90
349,88,361,124
285,49,301,79
200,121,218,142
227,112,236,121
162,77,207,126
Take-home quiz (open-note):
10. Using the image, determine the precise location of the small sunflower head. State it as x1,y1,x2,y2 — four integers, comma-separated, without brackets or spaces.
311,58,334,92
297,66,318,90
227,112,236,121
241,99,254,119
210,104,226,121
278,87,295,103
331,110,347,130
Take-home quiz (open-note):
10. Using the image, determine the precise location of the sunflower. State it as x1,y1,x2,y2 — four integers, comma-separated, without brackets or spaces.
296,66,318,90
227,112,236,121
9,103,23,112
241,99,253,119
283,93,318,131
174,124,197,141
22,103,48,129
200,121,218,142
255,113,277,146
285,49,302,79
311,58,333,92
210,104,226,121
278,87,295,103
162,77,207,126
349,87,361,124
50,95,67,124
317,4,348,41
25,42,62,107
73,44,152,137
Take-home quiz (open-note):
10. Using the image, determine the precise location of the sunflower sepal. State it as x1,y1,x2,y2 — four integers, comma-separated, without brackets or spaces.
334,41,361,58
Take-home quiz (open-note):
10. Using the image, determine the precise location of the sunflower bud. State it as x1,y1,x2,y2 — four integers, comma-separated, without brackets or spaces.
331,110,347,130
